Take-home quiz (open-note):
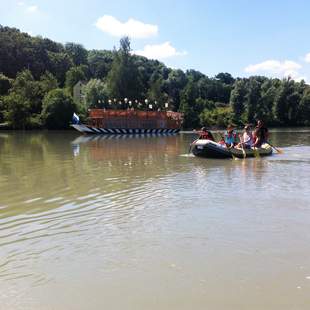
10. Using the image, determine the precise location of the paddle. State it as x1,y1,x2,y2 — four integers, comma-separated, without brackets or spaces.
253,147,260,158
238,134,246,159
188,143,193,154
266,142,283,154
188,138,198,154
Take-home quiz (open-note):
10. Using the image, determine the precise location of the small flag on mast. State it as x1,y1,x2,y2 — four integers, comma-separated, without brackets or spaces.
72,113,80,124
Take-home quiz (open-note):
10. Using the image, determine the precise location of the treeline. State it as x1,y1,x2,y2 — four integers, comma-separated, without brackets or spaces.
0,25,309,129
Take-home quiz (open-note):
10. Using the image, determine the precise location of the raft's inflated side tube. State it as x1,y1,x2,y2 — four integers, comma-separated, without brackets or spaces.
192,140,232,158
192,140,272,159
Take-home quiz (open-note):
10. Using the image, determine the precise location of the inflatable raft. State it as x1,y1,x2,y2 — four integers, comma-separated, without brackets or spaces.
191,139,273,159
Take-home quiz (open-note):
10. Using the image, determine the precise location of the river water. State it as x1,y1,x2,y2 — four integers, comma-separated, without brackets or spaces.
0,130,310,310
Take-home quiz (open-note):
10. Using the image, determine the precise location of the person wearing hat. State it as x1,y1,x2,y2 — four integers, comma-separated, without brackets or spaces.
224,125,237,148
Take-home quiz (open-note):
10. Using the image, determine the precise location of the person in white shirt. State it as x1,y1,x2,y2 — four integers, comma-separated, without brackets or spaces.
242,124,253,148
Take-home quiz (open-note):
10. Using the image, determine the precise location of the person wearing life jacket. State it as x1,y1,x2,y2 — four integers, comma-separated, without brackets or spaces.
253,120,269,147
224,125,237,148
218,136,226,147
197,127,215,141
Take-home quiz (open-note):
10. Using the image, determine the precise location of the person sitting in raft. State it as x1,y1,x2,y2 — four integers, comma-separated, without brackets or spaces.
196,127,215,141
238,124,253,149
224,125,237,148
218,136,226,147
253,120,269,147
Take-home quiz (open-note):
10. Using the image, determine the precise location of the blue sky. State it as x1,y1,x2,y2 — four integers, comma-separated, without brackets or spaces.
1,0,310,82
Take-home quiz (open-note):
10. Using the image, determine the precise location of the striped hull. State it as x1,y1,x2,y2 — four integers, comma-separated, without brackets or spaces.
72,124,180,135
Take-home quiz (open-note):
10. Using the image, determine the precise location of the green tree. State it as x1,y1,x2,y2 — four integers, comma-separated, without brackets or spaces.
65,42,88,66
179,80,200,128
244,77,261,123
230,79,247,124
215,72,235,85
88,50,114,79
147,72,166,109
186,69,205,82
0,96,4,122
259,79,278,124
42,89,76,129
3,93,31,129
298,88,310,125
200,106,233,128
39,71,58,95
83,79,109,108
273,78,301,125
11,69,42,114
65,65,87,94
0,73,12,95
106,37,143,100
162,69,187,110
47,51,73,85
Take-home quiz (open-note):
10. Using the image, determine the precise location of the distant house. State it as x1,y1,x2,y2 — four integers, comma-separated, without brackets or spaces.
73,81,86,104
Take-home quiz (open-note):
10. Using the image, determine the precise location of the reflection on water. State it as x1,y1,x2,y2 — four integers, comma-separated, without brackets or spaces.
0,130,310,310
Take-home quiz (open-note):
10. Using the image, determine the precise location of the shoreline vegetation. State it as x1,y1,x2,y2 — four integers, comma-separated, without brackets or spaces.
0,25,310,130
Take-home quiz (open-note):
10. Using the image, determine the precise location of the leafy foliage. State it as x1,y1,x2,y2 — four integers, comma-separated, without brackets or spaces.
106,37,143,100
0,73,12,95
83,79,109,109
42,89,76,129
65,65,87,93
4,92,32,129
0,25,310,129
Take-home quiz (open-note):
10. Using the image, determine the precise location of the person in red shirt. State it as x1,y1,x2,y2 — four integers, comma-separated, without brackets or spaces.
196,127,215,141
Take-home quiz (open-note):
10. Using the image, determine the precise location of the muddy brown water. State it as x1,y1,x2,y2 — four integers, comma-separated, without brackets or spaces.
0,130,310,310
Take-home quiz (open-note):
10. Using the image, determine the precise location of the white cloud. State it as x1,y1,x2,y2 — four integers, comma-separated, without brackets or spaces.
305,52,310,63
134,42,187,60
245,60,301,75
18,1,25,6
295,76,307,83
95,15,158,39
244,59,304,81
26,5,38,13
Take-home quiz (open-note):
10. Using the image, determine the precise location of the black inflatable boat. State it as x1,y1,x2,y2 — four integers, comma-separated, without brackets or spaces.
191,139,273,159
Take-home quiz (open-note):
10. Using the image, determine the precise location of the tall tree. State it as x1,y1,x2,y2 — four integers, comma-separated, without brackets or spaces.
0,73,12,95
106,37,143,100
244,77,261,123
47,51,73,86
147,72,166,108
65,43,88,66
10,69,41,114
179,79,200,128
162,69,187,110
215,72,235,85
273,78,301,125
298,88,310,125
230,79,247,124
88,50,114,79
